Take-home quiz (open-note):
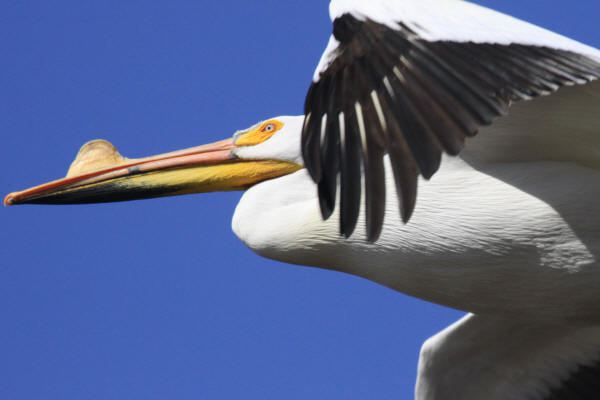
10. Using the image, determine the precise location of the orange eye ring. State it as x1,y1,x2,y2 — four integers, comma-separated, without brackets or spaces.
235,120,284,146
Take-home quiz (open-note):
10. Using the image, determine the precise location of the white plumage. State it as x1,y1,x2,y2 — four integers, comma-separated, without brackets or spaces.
233,84,600,398
239,2,600,398
417,315,600,399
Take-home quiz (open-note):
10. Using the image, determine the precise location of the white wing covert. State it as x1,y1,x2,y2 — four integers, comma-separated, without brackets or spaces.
417,314,600,400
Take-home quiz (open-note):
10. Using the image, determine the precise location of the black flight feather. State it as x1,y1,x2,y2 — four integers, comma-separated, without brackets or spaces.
302,14,600,240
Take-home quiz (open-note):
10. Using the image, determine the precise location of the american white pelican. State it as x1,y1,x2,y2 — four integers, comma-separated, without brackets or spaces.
5,1,600,399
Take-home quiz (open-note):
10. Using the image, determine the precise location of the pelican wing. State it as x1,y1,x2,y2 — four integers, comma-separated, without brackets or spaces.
301,0,600,241
417,314,600,400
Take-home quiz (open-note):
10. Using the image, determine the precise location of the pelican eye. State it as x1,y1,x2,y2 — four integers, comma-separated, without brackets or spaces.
262,123,276,133
234,120,284,146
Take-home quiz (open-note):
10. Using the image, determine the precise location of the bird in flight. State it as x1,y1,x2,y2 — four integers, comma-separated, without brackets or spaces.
6,1,600,399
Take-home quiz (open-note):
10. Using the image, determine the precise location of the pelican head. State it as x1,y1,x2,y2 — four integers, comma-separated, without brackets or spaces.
4,116,306,207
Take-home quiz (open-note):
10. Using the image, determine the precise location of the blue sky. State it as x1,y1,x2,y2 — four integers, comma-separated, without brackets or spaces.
2,1,599,399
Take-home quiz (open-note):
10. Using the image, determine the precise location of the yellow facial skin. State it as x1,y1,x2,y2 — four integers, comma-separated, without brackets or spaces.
234,120,285,146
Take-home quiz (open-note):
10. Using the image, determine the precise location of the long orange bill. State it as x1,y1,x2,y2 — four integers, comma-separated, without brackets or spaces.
5,137,301,206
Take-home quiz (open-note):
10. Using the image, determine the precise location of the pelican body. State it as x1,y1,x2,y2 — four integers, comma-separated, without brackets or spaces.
6,0,600,399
